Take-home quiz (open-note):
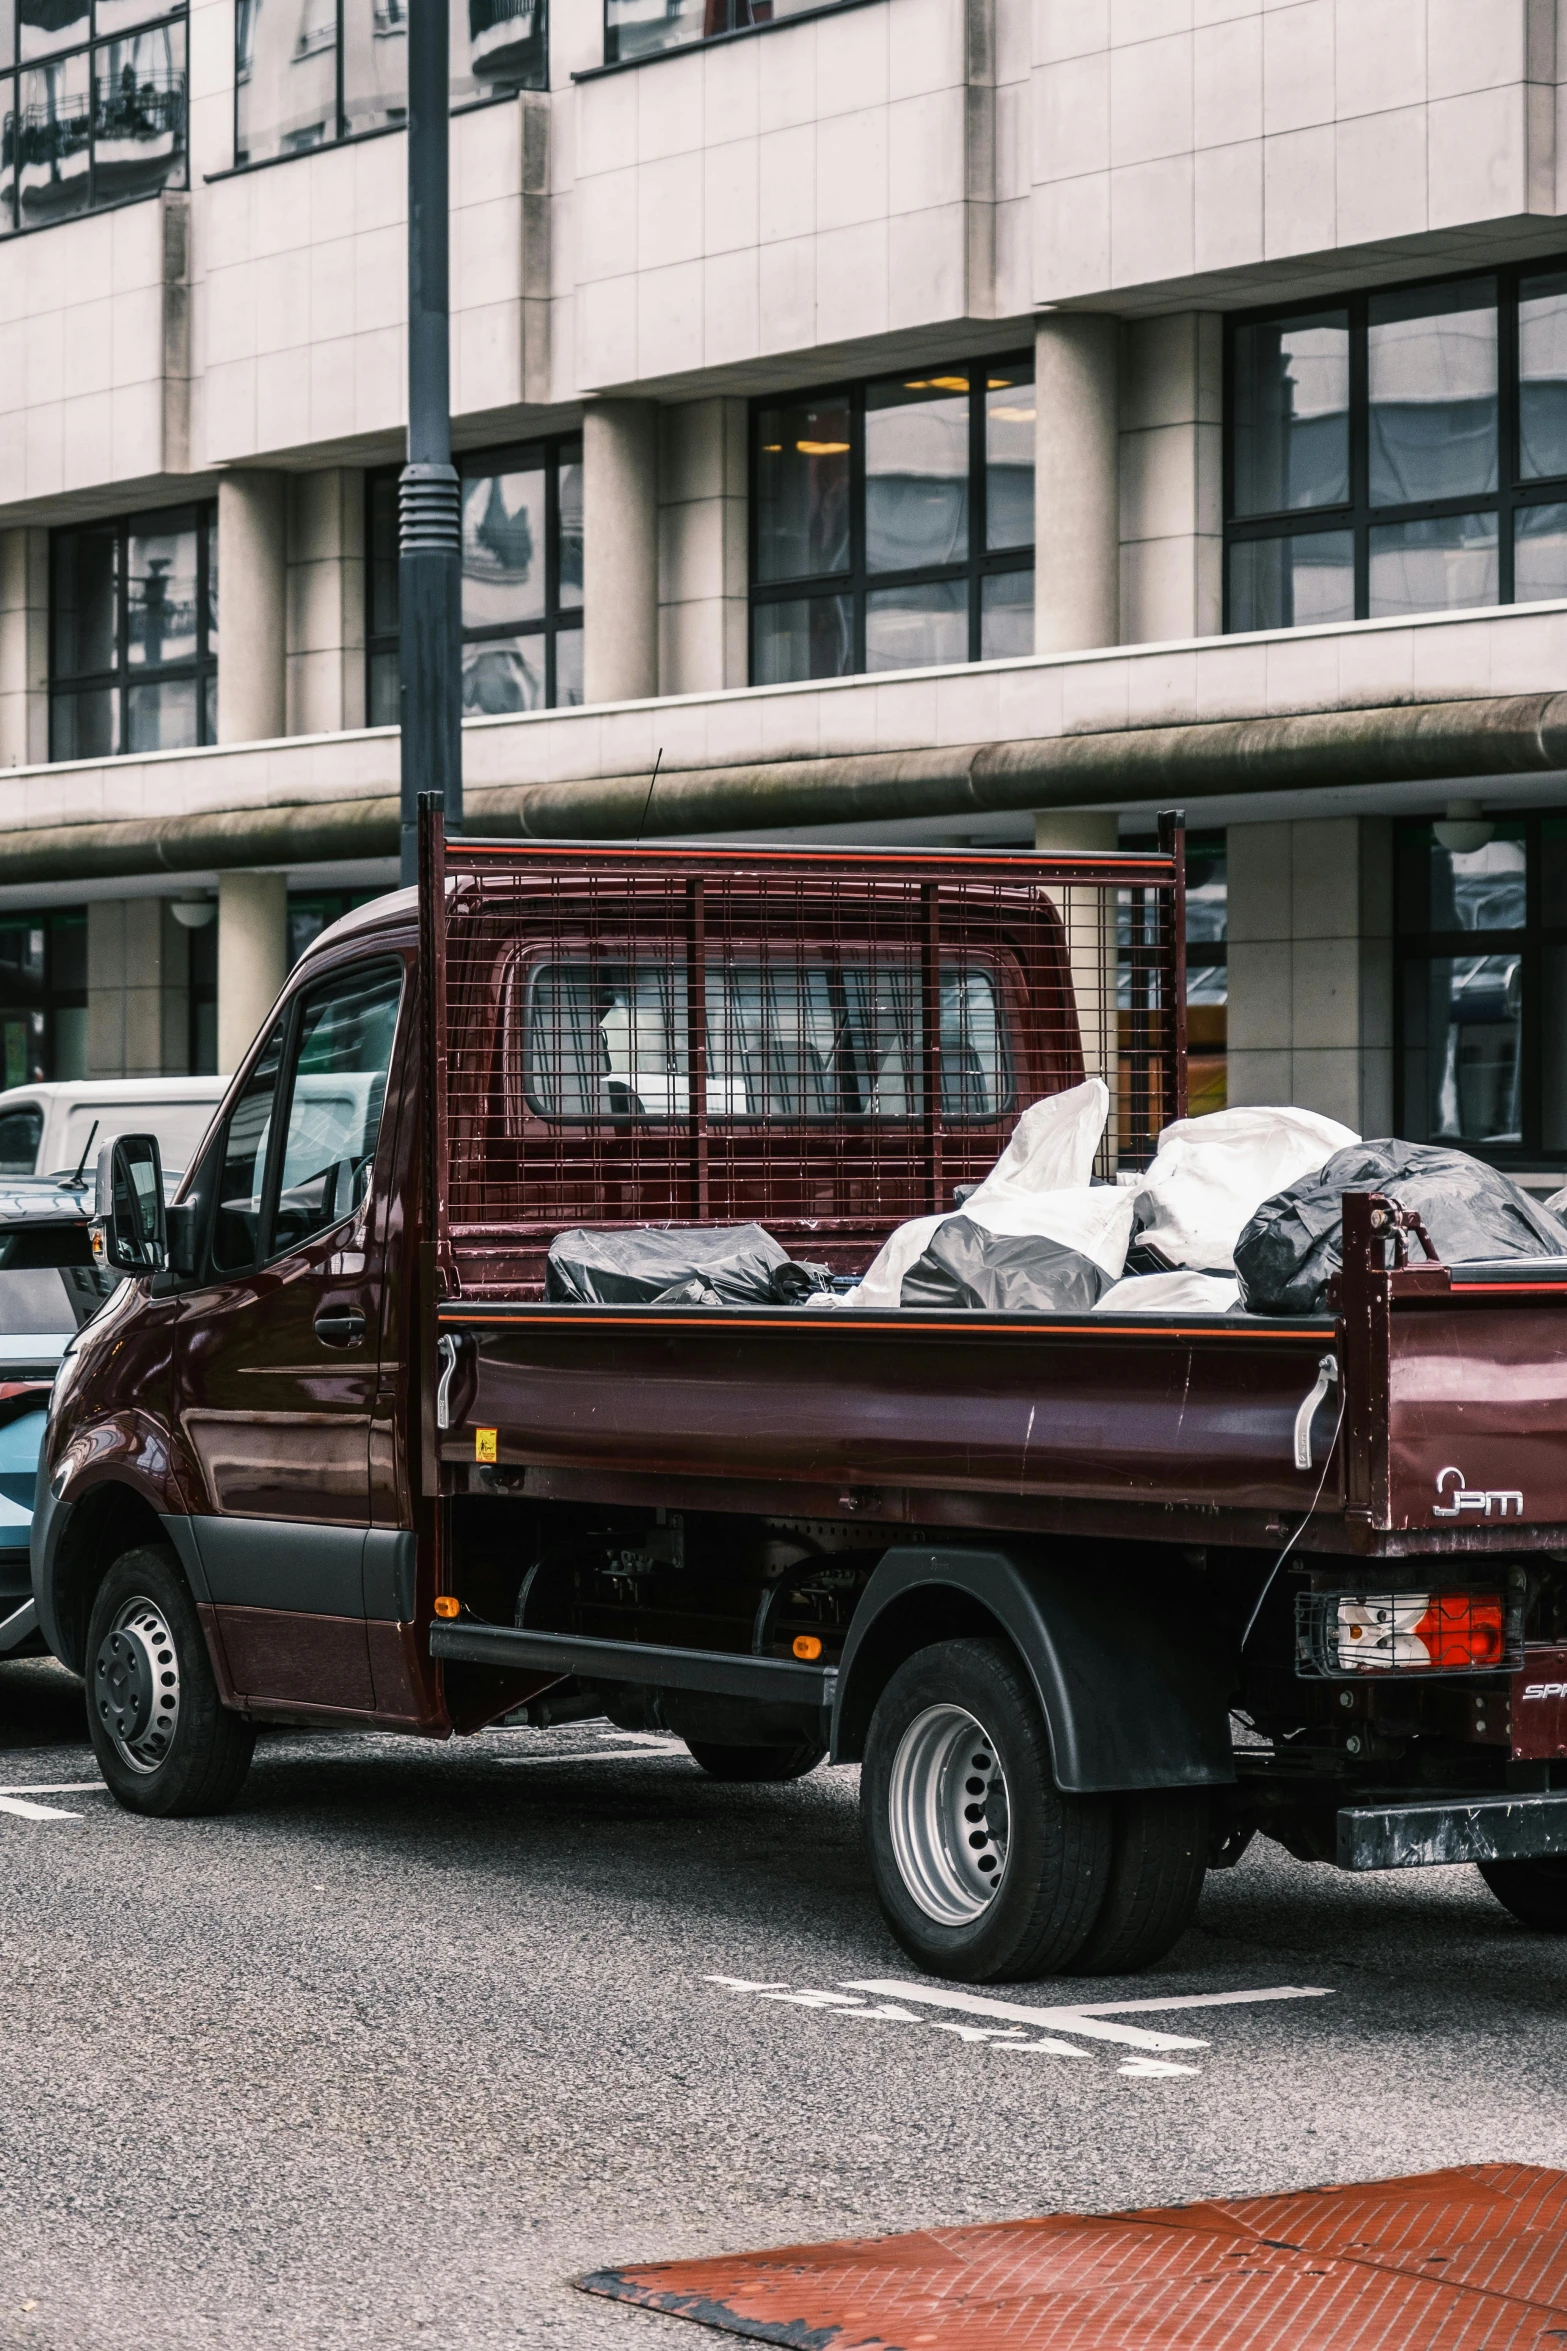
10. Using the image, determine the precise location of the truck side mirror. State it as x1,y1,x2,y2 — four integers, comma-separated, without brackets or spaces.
95,1134,167,1276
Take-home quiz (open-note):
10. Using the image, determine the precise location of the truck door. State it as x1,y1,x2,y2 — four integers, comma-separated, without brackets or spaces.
175,956,404,1713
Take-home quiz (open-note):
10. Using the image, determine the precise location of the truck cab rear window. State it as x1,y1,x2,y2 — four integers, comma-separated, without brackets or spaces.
518,959,1012,1124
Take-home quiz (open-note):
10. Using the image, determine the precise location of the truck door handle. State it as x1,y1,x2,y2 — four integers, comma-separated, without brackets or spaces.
315,1309,367,1348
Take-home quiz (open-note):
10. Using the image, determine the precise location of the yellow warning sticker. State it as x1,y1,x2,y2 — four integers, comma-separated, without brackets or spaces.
475,1427,498,1464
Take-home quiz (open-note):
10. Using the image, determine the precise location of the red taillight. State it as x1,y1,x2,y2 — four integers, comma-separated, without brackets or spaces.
1413,1594,1505,1669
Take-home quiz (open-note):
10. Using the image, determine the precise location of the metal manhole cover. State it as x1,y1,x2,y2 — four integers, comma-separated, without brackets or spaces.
579,2164,1567,2348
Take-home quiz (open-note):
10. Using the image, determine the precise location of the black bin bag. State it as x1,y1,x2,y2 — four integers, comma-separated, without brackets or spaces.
899,1216,1109,1312
1235,1141,1567,1315
545,1223,828,1306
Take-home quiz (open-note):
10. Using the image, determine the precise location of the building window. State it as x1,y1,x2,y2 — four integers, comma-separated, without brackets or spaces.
50,503,217,760
604,0,842,66
749,357,1035,684
0,910,87,1085
1122,830,1227,1118
1,0,186,235
234,0,545,167
366,438,583,723
1396,813,1567,1166
1226,264,1567,631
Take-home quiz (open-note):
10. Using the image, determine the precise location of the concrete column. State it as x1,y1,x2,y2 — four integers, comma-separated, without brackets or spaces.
0,528,49,769
216,472,288,744
658,399,748,695
1227,818,1393,1134
583,400,658,705
1035,811,1120,1167
286,471,367,737
87,901,191,1077
1034,314,1120,656
218,871,288,1074
1119,314,1223,646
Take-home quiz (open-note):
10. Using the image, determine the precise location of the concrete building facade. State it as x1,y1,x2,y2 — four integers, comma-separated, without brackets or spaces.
1,0,1565,1174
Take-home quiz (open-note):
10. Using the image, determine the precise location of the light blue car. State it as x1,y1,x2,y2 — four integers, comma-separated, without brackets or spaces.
0,1178,122,1660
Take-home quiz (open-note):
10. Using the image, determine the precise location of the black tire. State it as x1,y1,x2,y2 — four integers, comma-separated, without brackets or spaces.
1066,1789,1209,1975
85,1545,255,1818
684,1738,826,1782
1479,1856,1567,1931
861,1637,1112,1983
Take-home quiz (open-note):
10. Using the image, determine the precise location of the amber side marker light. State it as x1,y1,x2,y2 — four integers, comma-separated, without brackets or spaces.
433,1596,460,1620
475,1427,498,1463
792,1635,823,1661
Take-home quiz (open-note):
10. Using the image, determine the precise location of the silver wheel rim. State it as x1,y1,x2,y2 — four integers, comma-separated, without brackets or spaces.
887,1703,1010,1925
93,1596,181,1775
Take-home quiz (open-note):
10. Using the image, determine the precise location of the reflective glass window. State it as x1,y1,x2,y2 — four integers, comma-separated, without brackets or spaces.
980,568,1033,661
1228,531,1355,631
1367,511,1498,618
341,0,405,139
50,504,216,763
755,397,851,585
18,52,90,226
752,594,853,687
1520,271,1567,482
1402,954,1523,1148
212,1015,286,1275
865,579,967,671
453,0,545,95
235,0,336,163
1368,279,1497,507
985,366,1035,550
18,0,86,64
92,18,185,205
271,961,401,1257
1232,314,1350,516
1514,501,1567,604
462,466,545,629
0,0,13,68
368,438,580,716
750,354,1033,681
866,373,969,574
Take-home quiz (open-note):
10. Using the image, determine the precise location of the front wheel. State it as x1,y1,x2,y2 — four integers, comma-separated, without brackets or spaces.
1479,1855,1567,1931
684,1738,825,1782
861,1637,1112,1982
85,1545,255,1817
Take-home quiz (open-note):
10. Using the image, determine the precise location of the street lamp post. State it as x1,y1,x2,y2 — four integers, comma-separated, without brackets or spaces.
398,0,462,886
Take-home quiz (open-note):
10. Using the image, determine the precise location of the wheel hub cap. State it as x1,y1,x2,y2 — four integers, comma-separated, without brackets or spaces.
887,1703,1011,1925
94,1599,180,1774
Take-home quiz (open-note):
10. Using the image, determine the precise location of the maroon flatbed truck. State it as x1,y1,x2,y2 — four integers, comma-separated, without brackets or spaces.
33,804,1567,1982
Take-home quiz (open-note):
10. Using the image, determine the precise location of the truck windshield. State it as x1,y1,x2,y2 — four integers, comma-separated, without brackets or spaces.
519,958,1011,1124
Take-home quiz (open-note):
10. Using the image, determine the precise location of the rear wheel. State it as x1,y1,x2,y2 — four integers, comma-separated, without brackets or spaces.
85,1546,255,1817
862,1637,1112,1983
1066,1789,1209,1974
684,1738,825,1782
1479,1856,1567,1931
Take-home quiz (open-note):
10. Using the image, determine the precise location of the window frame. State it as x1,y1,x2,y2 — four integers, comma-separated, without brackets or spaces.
1223,260,1567,631
48,500,217,762
1392,811,1567,1169
366,435,583,721
196,952,404,1283
230,0,547,171
747,354,1036,685
1,0,189,238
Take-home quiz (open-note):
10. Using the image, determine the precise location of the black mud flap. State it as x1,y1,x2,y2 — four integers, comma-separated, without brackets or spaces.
1338,1790,1567,1870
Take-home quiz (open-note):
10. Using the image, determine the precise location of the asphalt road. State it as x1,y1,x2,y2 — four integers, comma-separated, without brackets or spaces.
3,1652,1566,2350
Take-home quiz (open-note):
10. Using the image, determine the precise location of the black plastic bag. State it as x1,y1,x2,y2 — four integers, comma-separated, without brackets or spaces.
1235,1141,1567,1315
899,1216,1109,1312
546,1223,791,1305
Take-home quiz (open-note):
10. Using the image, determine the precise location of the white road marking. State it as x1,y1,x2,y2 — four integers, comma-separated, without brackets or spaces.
844,1979,1334,2053
0,1795,83,1820
1119,2057,1202,2079
499,1744,686,1768
0,1781,105,1797
842,1981,1208,2052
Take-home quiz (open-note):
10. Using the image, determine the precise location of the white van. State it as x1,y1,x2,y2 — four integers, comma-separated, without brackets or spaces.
0,1077,229,1182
